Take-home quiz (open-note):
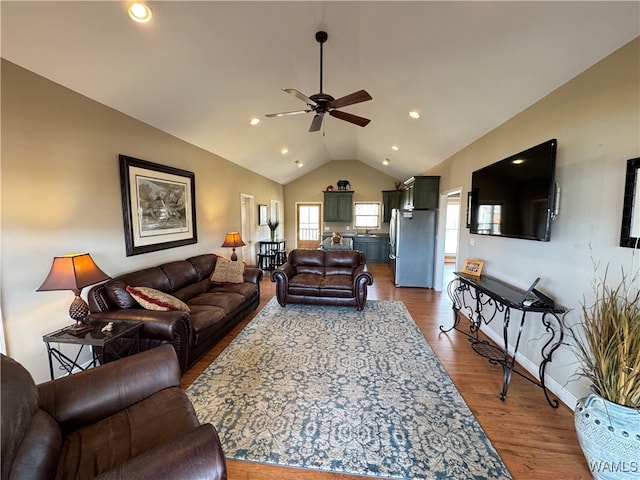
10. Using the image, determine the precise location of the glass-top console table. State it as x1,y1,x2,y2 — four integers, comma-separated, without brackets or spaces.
442,272,566,408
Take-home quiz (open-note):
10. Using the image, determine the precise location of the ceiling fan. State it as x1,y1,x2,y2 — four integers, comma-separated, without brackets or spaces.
266,31,372,132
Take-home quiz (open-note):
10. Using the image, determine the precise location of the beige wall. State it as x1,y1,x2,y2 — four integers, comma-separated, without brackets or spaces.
283,159,400,244
1,60,283,382
425,37,639,407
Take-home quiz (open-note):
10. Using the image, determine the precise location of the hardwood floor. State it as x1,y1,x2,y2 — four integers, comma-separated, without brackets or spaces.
182,264,591,480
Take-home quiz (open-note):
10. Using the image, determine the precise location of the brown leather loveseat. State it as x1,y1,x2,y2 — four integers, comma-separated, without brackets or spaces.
1,345,226,480
271,249,373,311
88,254,262,371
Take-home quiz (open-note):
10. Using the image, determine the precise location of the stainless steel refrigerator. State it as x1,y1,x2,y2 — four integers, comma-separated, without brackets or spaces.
389,209,437,287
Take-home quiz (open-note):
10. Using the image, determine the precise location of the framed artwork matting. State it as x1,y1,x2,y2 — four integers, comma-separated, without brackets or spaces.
119,154,197,256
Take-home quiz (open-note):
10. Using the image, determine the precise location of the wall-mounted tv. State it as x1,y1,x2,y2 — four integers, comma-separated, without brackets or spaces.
469,139,557,241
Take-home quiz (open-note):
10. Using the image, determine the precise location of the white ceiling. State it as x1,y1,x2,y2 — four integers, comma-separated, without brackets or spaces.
2,1,639,184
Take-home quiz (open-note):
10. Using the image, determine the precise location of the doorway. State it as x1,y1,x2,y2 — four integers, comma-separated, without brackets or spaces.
240,194,256,265
444,190,461,285
296,203,321,249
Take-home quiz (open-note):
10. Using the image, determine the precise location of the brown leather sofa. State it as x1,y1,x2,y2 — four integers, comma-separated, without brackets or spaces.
1,345,226,480
271,249,374,310
88,254,262,372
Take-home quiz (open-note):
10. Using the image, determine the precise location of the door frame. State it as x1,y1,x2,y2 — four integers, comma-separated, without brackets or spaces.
240,193,256,265
435,187,462,291
296,202,322,249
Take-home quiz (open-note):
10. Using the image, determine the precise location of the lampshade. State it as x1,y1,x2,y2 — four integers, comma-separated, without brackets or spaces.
37,253,110,335
221,232,246,248
221,232,245,261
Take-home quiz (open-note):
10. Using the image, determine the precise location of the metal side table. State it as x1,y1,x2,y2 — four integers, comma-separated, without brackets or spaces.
43,320,143,380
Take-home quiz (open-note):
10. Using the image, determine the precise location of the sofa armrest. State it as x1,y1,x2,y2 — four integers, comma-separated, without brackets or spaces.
93,424,227,480
38,345,181,433
271,263,295,307
244,266,263,284
271,263,295,281
87,310,190,342
353,264,374,311
353,264,374,287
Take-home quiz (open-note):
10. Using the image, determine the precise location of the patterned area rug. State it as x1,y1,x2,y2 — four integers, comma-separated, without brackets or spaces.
187,298,512,479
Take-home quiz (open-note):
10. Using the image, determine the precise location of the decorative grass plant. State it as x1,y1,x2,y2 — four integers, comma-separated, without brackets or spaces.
267,220,279,232
572,259,640,408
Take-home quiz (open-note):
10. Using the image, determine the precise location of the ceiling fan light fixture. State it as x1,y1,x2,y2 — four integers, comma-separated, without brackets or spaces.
128,2,152,23
409,110,421,119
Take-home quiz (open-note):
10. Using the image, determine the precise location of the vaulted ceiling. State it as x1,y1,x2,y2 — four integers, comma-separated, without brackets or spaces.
2,1,638,184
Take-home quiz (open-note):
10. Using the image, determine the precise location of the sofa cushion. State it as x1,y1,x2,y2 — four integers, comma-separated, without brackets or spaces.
320,274,354,291
289,273,323,289
55,388,199,480
210,282,258,302
290,249,326,275
188,306,227,333
210,257,245,284
187,254,217,281
159,261,199,291
126,286,191,313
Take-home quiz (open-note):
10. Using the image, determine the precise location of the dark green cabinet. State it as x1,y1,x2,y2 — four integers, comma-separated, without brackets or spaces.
401,176,440,210
323,191,353,222
382,190,402,222
352,235,390,263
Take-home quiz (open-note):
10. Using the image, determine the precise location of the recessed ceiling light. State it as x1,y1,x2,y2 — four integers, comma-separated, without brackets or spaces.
409,110,421,119
382,158,390,166
391,145,399,151
281,147,289,155
128,2,152,23
249,117,260,126
512,159,525,165
295,160,303,168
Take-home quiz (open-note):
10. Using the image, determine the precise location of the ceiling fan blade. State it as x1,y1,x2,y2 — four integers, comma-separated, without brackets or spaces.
283,88,316,106
309,113,324,132
328,90,372,109
329,109,371,127
265,109,312,118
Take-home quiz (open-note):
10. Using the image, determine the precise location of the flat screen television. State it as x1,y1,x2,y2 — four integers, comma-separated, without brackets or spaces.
469,139,557,241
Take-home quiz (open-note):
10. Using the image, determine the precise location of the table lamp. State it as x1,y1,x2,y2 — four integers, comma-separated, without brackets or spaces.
221,232,245,261
37,253,111,335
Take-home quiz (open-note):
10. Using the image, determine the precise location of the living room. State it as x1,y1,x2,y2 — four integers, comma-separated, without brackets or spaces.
1,2,639,478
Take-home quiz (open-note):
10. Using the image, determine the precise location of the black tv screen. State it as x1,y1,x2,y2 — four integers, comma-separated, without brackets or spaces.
469,139,557,241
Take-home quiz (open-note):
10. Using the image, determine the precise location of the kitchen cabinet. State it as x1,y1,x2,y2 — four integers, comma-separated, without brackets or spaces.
352,235,390,264
323,191,353,222
382,190,402,222
401,176,440,210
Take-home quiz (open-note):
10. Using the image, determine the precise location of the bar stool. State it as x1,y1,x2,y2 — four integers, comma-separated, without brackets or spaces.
273,249,287,267
257,252,276,270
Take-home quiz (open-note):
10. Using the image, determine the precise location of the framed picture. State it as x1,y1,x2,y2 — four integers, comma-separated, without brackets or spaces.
119,155,197,256
258,204,268,226
462,258,484,277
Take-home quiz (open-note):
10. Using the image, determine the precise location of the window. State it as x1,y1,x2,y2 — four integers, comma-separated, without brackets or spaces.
353,202,381,230
477,204,502,235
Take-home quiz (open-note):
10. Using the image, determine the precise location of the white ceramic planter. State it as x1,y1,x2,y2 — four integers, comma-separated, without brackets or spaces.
575,393,640,479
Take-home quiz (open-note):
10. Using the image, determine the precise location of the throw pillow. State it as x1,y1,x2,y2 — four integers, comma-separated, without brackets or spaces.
210,256,245,284
126,286,191,313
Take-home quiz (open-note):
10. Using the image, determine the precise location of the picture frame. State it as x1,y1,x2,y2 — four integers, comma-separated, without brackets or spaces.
119,155,197,256
258,204,268,226
620,157,640,248
462,258,484,277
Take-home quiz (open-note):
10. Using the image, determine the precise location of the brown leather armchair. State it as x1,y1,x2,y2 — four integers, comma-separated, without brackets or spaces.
1,345,226,480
